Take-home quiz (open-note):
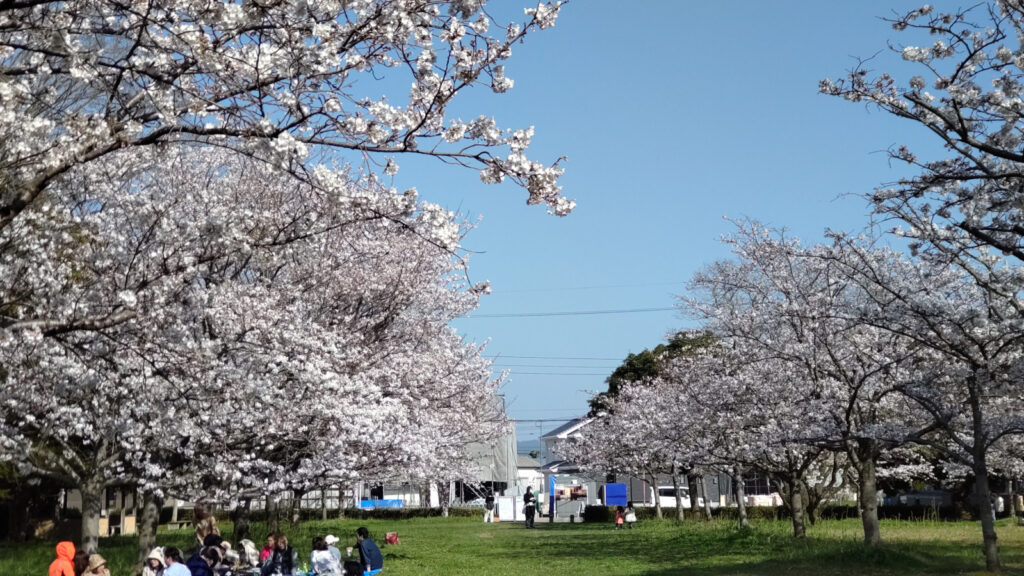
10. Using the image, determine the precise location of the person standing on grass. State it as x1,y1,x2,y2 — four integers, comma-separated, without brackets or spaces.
355,527,383,575
523,487,538,528
484,491,496,523
193,506,220,551
614,506,625,529
163,548,191,576
624,502,637,529
48,541,76,576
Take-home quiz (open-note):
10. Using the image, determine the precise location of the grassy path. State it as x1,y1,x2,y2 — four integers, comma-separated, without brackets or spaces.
3,517,1023,575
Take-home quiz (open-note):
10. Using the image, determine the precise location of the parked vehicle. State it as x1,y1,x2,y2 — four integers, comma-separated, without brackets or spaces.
656,486,703,509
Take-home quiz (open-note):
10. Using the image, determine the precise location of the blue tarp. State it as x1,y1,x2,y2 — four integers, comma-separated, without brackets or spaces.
359,499,404,509
605,483,628,506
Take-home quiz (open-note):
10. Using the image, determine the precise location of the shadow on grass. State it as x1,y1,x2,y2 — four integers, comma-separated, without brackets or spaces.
483,521,1019,576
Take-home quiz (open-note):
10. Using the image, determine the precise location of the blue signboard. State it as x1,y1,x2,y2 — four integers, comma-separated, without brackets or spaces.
549,475,556,515
605,483,628,506
359,499,403,509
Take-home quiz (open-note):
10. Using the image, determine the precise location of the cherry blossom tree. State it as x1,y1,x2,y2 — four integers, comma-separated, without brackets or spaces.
685,223,936,544
821,2,1024,268
0,0,573,231
821,3,1024,568
823,235,1024,571
651,346,760,527
0,146,505,553
0,0,568,555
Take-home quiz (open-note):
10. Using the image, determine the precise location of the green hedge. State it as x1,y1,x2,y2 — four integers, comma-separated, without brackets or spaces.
583,504,969,524
582,505,779,523
221,506,484,523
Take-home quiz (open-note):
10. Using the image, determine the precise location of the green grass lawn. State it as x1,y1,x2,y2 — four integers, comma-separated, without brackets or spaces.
3,516,1023,575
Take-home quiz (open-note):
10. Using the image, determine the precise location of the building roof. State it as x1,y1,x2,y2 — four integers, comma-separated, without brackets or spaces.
539,459,583,474
540,418,590,440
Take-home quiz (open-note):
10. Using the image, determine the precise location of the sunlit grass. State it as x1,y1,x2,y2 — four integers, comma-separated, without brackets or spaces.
2,516,1022,575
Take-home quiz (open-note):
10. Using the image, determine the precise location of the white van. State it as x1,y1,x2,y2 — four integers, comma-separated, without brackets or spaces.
655,486,703,509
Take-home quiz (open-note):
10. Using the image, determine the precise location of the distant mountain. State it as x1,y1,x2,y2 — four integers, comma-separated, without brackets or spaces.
516,438,544,456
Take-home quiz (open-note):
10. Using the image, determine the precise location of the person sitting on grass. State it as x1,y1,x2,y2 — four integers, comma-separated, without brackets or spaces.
354,527,383,575
48,541,76,576
324,535,342,563
260,535,276,564
310,536,342,576
261,533,299,576
142,546,165,576
187,544,223,576
83,554,111,576
163,548,190,576
73,549,90,576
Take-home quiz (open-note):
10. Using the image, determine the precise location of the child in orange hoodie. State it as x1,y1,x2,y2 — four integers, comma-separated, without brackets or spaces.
48,542,76,576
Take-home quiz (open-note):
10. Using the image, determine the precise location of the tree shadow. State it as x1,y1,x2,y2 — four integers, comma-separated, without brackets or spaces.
482,522,1022,575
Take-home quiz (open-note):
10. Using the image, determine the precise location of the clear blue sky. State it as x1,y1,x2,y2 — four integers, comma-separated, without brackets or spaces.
386,1,944,442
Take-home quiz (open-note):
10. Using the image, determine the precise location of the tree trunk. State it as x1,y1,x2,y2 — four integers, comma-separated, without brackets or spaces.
338,486,347,519
441,482,451,518
672,473,685,521
320,489,327,521
231,499,251,543
54,489,66,524
789,480,806,539
6,485,31,541
290,490,303,525
975,458,1001,571
266,495,280,535
966,381,1001,572
136,490,163,573
650,472,663,519
733,467,749,529
858,455,881,547
80,478,105,554
1009,480,1019,518
700,476,713,521
687,474,700,512
801,481,817,525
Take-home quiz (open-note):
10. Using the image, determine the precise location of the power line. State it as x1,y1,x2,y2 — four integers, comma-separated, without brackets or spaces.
486,355,622,361
505,371,608,376
467,306,676,318
492,363,618,369
495,280,687,294
510,418,582,422
514,408,589,413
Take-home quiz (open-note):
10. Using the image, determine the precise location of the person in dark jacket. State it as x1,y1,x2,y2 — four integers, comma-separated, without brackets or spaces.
354,527,383,575
261,533,299,576
523,486,538,528
186,545,222,576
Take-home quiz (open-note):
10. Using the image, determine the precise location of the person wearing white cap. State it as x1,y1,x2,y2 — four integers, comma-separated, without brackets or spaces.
310,536,342,576
324,535,342,563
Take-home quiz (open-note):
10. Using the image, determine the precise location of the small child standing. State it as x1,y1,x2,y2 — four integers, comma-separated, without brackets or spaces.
625,502,637,529
614,505,625,529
